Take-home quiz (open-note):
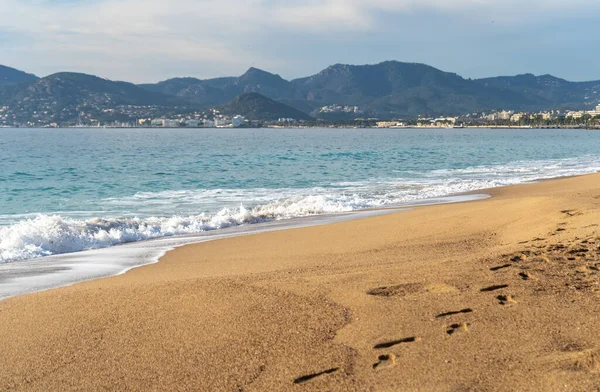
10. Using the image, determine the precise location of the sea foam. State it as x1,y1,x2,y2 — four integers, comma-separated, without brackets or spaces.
2,155,600,263
0,208,254,263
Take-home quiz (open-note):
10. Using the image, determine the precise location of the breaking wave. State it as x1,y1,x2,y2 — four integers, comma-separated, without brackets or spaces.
2,155,600,263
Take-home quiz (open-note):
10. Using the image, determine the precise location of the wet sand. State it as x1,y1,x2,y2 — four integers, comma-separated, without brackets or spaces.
2,174,600,391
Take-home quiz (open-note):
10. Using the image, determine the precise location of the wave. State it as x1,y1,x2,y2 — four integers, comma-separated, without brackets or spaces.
2,155,600,263
0,208,254,263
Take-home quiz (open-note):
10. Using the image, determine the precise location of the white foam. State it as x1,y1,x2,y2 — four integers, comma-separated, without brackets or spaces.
0,207,256,263
0,186,489,264
0,194,493,300
1,155,600,264
0,208,400,300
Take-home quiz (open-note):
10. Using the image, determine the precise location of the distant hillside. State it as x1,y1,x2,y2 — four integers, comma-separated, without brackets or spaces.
291,61,545,118
139,77,227,107
0,72,189,124
0,65,38,88
218,93,313,121
3,61,600,125
140,67,299,108
475,73,600,109
140,61,562,118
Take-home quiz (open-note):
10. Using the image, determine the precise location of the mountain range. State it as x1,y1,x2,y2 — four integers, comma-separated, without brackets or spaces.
0,65,38,88
1,61,600,124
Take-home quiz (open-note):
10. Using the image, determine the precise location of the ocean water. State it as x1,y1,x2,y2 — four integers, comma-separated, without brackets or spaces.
2,127,600,265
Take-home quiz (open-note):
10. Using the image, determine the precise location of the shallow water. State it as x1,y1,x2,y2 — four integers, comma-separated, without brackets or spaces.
1,127,600,263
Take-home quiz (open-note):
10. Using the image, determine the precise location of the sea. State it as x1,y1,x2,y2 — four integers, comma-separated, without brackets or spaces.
2,127,600,298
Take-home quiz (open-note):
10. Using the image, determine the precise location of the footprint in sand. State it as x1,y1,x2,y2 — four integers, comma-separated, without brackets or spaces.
510,253,529,262
367,283,424,297
446,322,469,335
436,308,473,318
538,349,600,372
480,284,509,292
293,368,340,384
373,354,396,370
374,336,421,349
497,294,517,305
561,209,583,217
519,271,536,281
490,264,512,272
569,247,590,256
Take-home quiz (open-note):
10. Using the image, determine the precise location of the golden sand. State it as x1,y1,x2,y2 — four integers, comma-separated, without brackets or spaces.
2,174,600,391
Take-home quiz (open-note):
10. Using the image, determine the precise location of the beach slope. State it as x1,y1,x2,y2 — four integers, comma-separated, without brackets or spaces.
2,174,600,391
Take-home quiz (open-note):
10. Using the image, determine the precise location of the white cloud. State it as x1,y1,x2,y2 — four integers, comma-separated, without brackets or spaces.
0,0,283,81
2,0,598,35
0,0,598,81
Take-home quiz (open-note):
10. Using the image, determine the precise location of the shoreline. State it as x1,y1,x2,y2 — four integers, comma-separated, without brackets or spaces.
2,165,598,301
0,193,487,301
2,125,600,130
0,208,396,301
3,173,600,390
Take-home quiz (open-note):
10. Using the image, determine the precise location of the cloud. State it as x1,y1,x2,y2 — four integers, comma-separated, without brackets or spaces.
0,0,283,81
0,0,599,82
3,0,599,35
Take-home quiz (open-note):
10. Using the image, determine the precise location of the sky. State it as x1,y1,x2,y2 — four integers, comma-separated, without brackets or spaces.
1,0,599,83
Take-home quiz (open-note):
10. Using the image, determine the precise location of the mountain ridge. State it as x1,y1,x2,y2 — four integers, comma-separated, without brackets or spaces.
475,73,600,107
2,61,600,123
0,72,190,124
135,61,600,117
139,66,299,107
0,65,39,88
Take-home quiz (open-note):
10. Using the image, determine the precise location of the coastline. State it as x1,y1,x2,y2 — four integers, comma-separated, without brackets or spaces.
2,125,600,129
0,208,397,301
0,194,486,301
3,173,600,390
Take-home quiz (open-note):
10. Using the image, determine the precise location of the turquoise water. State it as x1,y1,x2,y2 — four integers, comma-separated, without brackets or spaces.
1,127,600,262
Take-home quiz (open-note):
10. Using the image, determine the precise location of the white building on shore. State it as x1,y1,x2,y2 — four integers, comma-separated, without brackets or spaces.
214,118,231,127
566,104,600,119
232,115,245,128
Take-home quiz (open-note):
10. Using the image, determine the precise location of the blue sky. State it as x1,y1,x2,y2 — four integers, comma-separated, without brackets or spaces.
1,0,599,83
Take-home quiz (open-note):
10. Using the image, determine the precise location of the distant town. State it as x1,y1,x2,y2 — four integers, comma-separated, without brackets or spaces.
2,104,600,129
375,104,600,129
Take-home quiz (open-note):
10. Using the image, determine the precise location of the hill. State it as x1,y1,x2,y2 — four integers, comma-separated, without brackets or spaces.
139,67,298,108
475,73,600,109
3,61,600,125
217,93,313,121
0,72,189,124
291,61,545,118
0,65,38,88
140,61,555,118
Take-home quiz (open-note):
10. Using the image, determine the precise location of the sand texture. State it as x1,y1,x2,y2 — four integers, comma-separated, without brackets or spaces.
2,174,600,391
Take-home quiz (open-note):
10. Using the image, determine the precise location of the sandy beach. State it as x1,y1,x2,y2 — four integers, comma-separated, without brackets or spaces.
2,173,600,391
